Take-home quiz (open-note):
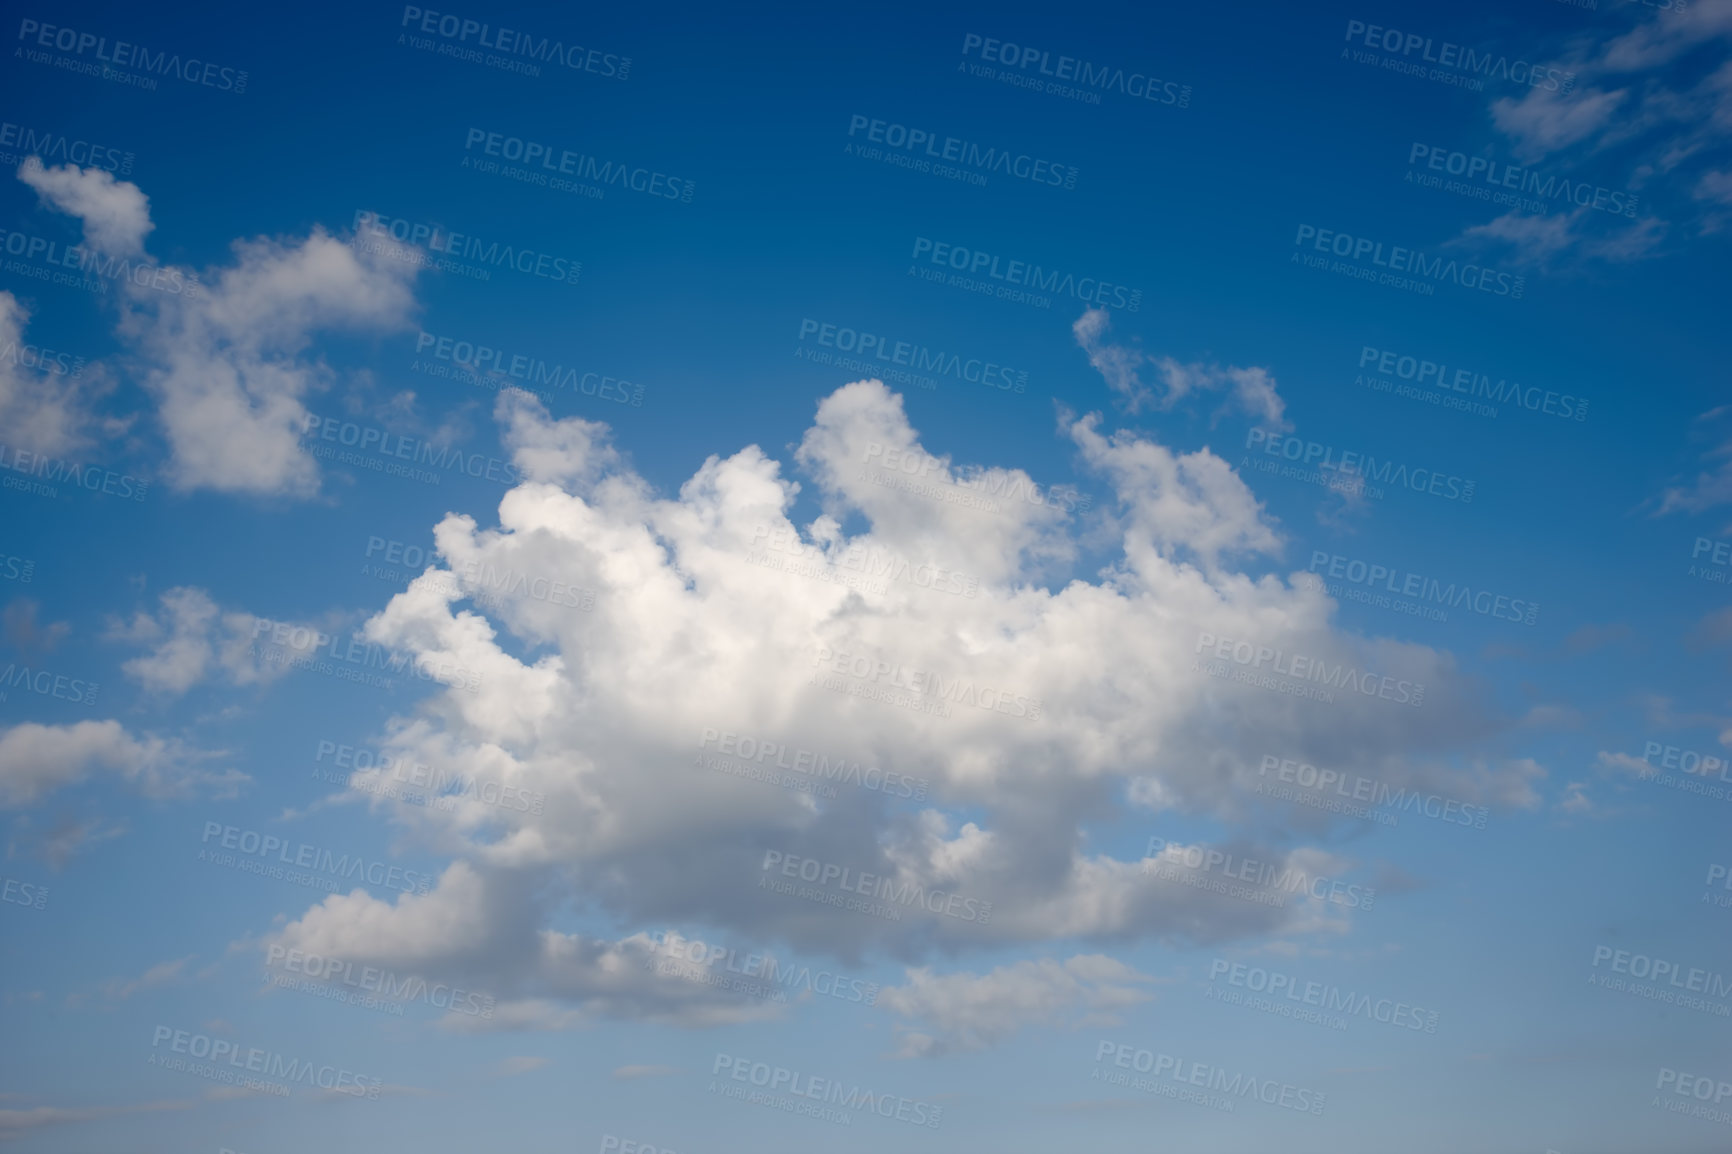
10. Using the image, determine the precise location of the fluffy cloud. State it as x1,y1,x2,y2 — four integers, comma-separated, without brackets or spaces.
879,955,1155,1057
17,161,419,496
0,292,102,458
254,371,1542,1027
123,229,420,496
0,720,245,808
18,157,153,257
104,586,298,695
263,861,787,1030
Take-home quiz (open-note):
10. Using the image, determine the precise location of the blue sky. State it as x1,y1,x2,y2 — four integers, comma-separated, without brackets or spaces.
3,0,1731,1151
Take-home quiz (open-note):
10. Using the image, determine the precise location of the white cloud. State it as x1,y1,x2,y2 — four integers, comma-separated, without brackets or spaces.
246,377,1534,1027
1457,208,1667,267
1490,86,1630,161
16,161,420,496
18,157,152,257
1069,410,1280,575
264,861,788,1030
1656,406,1732,515
7,814,128,868
492,1056,551,1076
1558,782,1595,815
0,292,101,458
1071,308,1290,429
123,229,419,496
878,955,1156,1058
0,720,246,808
0,1099,193,1141
1595,750,1656,779
1484,2,1732,241
105,586,297,696
1072,308,1149,410
98,956,194,1000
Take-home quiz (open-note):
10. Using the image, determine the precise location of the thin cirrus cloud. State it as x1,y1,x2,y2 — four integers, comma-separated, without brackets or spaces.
1471,0,1732,252
1071,307,1291,430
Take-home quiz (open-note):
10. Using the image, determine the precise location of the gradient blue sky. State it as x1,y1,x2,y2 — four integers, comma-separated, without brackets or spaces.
2,1,1731,1152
